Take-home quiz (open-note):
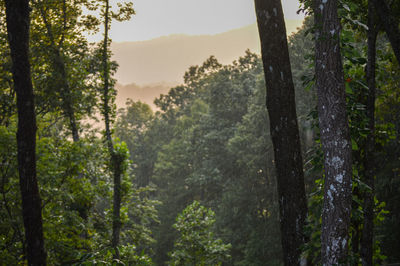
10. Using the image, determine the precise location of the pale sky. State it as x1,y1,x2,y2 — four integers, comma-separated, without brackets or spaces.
89,0,304,42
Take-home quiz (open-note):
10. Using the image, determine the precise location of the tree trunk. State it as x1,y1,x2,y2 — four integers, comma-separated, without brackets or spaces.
361,2,377,265
4,0,47,265
254,1,308,265
371,0,400,63
111,154,122,258
102,1,113,150
314,0,353,264
101,0,122,259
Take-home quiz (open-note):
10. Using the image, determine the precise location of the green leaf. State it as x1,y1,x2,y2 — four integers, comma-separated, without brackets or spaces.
345,82,352,94
352,139,358,151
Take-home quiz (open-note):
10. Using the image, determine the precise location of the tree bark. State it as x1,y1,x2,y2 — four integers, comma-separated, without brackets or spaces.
371,0,400,63
4,0,47,265
314,0,353,264
361,2,377,265
254,1,308,265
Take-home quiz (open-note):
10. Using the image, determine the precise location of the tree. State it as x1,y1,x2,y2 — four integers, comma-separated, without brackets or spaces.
32,0,80,141
168,201,231,266
254,1,308,264
115,100,155,187
314,0,353,264
372,19,400,263
4,0,46,264
0,6,14,128
360,1,378,264
226,78,283,265
98,0,134,258
29,0,102,142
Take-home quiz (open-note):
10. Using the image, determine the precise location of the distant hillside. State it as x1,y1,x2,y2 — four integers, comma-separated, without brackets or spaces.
115,82,177,110
111,20,304,109
111,20,303,85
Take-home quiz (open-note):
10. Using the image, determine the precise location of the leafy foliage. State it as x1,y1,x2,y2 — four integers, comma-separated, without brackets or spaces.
168,201,231,266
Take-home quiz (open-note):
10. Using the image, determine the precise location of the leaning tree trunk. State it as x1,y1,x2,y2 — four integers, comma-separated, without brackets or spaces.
35,0,80,142
314,0,353,264
4,0,47,265
361,2,378,265
101,0,122,259
254,1,308,265
371,0,400,63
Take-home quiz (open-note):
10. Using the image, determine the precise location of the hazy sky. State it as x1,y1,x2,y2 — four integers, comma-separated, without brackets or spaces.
90,0,304,42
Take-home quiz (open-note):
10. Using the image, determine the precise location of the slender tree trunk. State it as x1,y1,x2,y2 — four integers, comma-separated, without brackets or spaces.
254,1,308,265
4,0,47,265
361,2,377,265
55,49,79,142
371,0,400,63
101,0,122,258
102,1,113,149
111,154,122,258
314,0,353,264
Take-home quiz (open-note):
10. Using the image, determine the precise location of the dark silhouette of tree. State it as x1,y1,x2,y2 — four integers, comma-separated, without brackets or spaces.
4,0,46,264
361,1,378,265
254,1,308,264
314,0,353,264
371,0,400,63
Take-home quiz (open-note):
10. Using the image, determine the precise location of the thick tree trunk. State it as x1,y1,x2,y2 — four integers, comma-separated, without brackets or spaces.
4,0,47,265
361,2,377,265
314,0,353,264
254,1,308,265
371,0,400,63
101,0,122,258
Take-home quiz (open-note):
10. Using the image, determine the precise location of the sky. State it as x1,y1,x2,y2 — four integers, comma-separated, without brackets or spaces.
89,0,305,42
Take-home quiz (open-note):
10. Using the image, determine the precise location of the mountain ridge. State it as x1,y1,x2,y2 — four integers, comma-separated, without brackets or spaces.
111,20,304,109
111,20,302,85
